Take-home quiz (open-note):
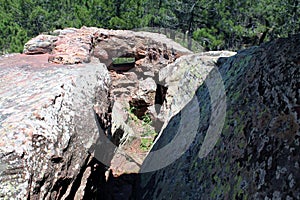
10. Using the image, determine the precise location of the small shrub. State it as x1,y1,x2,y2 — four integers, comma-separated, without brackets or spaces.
126,105,139,122
140,138,153,151
142,113,152,126
140,114,157,151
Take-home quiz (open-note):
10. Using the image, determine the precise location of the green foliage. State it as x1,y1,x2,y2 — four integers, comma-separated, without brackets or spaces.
126,105,139,122
125,105,157,151
193,28,224,50
109,17,127,29
142,113,152,126
140,113,157,151
28,6,49,35
0,0,299,53
112,57,135,64
140,138,153,151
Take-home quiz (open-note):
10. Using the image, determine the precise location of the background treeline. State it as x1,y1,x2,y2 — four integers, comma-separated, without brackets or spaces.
0,0,299,53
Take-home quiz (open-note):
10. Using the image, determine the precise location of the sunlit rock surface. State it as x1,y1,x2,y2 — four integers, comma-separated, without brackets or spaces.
0,54,110,199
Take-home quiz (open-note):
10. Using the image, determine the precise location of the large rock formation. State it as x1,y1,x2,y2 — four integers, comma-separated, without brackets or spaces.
1,26,299,200
0,27,197,199
137,35,300,199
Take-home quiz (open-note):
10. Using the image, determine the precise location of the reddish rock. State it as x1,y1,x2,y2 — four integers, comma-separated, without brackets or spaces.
23,26,192,66
1,26,197,199
0,54,110,199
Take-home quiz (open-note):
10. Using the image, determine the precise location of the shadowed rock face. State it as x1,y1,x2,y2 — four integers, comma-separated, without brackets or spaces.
137,35,300,199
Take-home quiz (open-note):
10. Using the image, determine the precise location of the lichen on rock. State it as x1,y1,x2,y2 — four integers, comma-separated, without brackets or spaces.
137,35,300,200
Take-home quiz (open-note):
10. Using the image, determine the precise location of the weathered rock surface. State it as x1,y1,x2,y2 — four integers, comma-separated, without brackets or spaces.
137,35,300,199
23,35,58,55
90,27,193,177
0,54,110,199
158,51,236,128
5,26,299,200
24,26,191,65
1,26,196,199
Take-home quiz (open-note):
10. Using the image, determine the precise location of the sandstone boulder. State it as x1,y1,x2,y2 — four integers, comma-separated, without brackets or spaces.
0,55,110,199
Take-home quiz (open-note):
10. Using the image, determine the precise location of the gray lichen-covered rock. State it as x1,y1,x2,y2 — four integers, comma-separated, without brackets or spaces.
137,35,300,199
158,51,236,128
23,35,58,55
0,55,110,199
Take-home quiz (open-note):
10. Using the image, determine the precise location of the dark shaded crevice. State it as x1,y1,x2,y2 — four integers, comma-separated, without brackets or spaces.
63,155,92,200
30,173,50,198
50,177,72,200
82,99,138,199
152,84,168,132
91,105,116,165
154,84,168,113
257,73,265,97
82,159,109,200
50,156,63,163
102,172,138,200
95,108,112,138
76,40,175,199
95,90,113,138
135,51,146,61
129,99,149,119
112,128,125,146
78,114,139,200
26,174,33,200
109,63,135,73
